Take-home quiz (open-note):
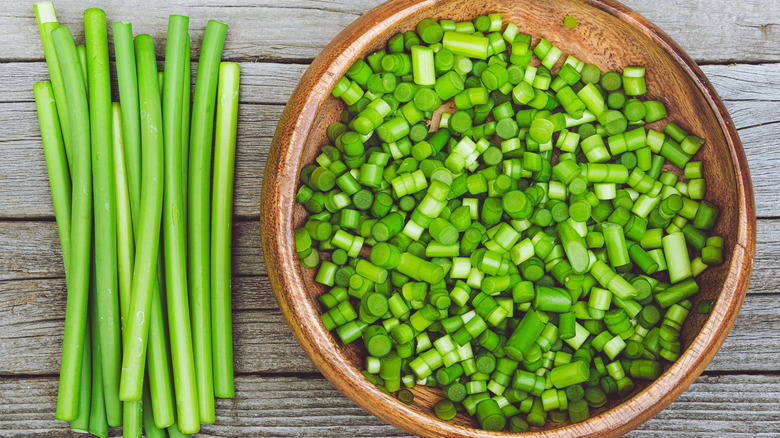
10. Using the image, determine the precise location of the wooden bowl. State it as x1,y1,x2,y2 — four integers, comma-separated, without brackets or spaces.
261,0,756,436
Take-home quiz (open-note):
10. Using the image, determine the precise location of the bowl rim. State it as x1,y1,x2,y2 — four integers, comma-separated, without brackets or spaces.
260,0,757,436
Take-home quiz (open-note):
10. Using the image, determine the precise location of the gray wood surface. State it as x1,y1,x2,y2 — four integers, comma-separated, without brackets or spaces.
0,0,778,437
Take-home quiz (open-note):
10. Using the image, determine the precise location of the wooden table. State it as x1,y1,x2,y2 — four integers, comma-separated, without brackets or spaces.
1,1,778,436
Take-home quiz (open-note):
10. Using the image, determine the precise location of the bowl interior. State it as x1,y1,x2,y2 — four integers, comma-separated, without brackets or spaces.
271,0,750,435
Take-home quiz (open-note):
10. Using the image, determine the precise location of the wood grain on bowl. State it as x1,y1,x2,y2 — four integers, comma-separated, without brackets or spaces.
261,0,755,436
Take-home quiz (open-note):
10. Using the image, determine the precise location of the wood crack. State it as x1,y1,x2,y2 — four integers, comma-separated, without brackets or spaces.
738,119,780,132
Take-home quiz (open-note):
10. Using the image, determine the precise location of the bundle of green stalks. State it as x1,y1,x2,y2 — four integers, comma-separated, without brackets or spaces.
32,2,240,436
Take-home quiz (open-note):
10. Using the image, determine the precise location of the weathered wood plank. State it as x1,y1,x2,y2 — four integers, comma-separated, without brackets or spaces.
0,220,272,281
751,219,780,294
0,374,778,437
0,221,68,281
626,373,780,437
0,306,314,376
1,0,778,63
0,0,380,63
1,272,778,375
0,61,308,104
1,63,778,219
0,276,275,316
0,103,279,221
0,220,276,280
0,375,409,438
702,64,780,106
3,218,779,291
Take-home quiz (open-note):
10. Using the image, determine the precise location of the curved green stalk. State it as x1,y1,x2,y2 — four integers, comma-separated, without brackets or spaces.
112,21,142,223
84,9,122,426
162,15,200,433
51,25,93,422
35,79,89,432
113,34,174,430
33,81,71,273
188,19,227,423
212,62,240,398
113,40,174,428
113,103,144,438
34,1,72,175
119,33,164,403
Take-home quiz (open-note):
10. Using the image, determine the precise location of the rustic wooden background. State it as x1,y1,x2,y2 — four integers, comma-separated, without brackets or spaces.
0,0,778,436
